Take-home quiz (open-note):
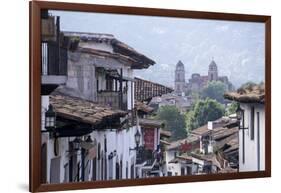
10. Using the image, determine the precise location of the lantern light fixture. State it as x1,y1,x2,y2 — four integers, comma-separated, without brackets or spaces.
45,104,56,131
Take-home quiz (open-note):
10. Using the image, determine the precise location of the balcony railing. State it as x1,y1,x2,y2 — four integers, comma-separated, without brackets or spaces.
41,42,68,76
97,91,127,110
41,15,67,77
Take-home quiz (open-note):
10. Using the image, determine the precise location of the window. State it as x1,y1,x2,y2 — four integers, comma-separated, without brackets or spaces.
96,79,99,92
50,157,61,183
41,143,47,183
130,164,134,179
41,42,48,75
101,152,104,180
186,166,191,175
250,106,255,140
181,167,185,176
257,112,260,170
108,158,113,180
116,162,120,180
104,138,107,180
126,162,129,179
120,159,123,179
63,163,69,183
106,77,113,91
92,158,97,181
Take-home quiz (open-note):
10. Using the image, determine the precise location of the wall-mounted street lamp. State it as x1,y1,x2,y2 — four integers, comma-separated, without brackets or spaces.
236,104,243,122
135,129,141,148
72,135,96,151
236,104,248,131
43,104,60,156
72,137,82,151
85,135,93,143
130,129,141,152
45,104,56,132
236,104,248,164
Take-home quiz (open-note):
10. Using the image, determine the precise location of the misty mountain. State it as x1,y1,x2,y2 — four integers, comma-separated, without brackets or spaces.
51,10,265,88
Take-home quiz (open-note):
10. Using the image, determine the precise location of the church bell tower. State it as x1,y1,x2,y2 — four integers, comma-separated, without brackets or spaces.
208,59,218,81
174,60,185,95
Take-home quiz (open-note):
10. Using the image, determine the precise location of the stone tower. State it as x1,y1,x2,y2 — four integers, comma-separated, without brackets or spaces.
208,59,218,81
175,60,186,95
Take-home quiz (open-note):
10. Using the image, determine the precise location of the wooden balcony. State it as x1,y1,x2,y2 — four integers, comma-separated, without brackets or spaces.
41,41,68,95
97,91,127,110
41,42,68,76
41,15,67,94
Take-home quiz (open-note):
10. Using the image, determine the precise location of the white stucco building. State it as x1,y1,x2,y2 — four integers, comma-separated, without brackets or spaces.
238,103,265,171
224,83,265,171
40,12,175,183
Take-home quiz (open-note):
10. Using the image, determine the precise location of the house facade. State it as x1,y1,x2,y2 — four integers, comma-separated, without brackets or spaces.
163,116,239,176
40,11,174,184
165,135,199,176
224,83,265,171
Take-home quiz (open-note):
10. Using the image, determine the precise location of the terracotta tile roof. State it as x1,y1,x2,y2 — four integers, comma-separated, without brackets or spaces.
134,77,174,102
218,167,238,173
79,47,138,65
63,31,155,69
50,94,127,126
190,153,222,169
135,101,154,114
191,124,210,136
213,127,238,141
160,129,172,138
224,140,239,154
167,135,199,150
191,117,238,137
168,155,193,164
160,139,171,146
224,83,265,104
139,118,164,128
215,131,238,150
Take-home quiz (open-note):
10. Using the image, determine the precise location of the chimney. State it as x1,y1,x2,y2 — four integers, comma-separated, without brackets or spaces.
208,121,213,130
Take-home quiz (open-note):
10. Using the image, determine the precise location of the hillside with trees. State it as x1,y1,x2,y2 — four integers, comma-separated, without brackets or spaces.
157,106,187,140
185,98,225,132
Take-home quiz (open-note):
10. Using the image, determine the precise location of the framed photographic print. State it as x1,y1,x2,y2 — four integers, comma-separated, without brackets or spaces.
29,1,271,192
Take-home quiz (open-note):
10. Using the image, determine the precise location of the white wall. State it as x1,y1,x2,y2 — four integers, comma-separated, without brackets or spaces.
41,96,49,131
239,103,265,171
2,0,281,193
91,126,138,180
165,150,180,176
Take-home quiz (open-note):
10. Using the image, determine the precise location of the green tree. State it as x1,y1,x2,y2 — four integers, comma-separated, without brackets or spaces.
225,101,238,116
157,106,187,140
201,81,226,104
239,81,257,90
186,98,225,130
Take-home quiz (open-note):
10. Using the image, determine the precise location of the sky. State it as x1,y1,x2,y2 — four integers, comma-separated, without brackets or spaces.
50,10,265,88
